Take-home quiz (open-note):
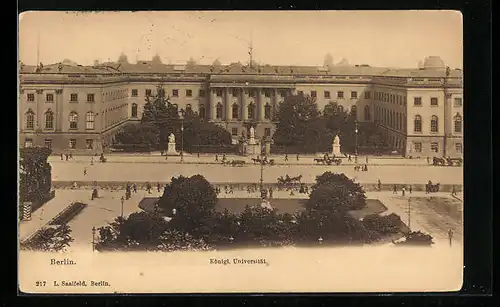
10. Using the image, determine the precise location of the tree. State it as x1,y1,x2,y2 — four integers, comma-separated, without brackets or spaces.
310,172,367,210
158,175,218,236
273,94,321,149
19,147,52,204
157,229,213,251
113,123,158,149
20,225,73,252
181,115,232,151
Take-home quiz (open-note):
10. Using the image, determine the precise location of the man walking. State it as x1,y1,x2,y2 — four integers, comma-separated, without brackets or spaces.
83,167,87,176
296,154,299,161
157,183,161,193
377,179,382,191
402,186,406,197
393,184,397,194
133,183,137,193
215,154,218,162
448,229,454,247
285,154,288,161
365,156,368,164
409,185,412,194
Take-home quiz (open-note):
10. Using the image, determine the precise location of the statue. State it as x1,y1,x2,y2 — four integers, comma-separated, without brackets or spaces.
334,135,340,145
332,134,341,156
168,133,175,143
249,126,255,139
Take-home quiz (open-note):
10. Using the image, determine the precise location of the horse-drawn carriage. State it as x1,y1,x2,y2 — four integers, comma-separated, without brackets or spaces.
277,175,302,191
222,159,246,167
313,155,342,166
251,156,275,165
433,157,462,166
425,181,440,193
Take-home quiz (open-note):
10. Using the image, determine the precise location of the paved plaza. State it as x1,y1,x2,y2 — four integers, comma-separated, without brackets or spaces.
50,156,463,185
19,188,463,251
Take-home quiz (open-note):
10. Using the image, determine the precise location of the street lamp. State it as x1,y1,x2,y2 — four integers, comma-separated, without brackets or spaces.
92,226,96,251
179,108,185,162
120,196,125,221
354,120,359,156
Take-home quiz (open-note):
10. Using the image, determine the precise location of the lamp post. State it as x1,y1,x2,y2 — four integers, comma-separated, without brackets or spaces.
179,109,185,162
120,196,124,221
92,226,96,251
354,120,359,156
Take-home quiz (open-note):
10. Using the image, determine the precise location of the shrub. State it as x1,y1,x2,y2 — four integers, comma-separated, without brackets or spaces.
49,202,88,226
362,213,403,234
394,231,434,246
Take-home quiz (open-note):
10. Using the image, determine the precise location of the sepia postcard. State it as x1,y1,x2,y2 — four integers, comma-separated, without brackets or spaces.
18,10,464,294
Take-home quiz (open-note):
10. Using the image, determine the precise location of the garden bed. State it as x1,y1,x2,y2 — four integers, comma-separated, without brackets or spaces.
48,202,88,226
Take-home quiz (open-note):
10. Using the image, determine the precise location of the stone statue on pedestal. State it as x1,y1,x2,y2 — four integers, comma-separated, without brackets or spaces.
168,133,175,144
332,134,342,156
166,133,179,156
248,126,256,145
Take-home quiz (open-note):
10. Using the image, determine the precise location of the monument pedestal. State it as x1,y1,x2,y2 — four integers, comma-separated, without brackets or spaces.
246,143,260,155
332,144,341,156
166,142,180,156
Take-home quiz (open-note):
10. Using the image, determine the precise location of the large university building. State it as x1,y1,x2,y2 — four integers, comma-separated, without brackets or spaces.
18,56,463,157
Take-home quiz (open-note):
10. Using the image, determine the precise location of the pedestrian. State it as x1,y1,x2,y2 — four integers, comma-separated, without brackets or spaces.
448,229,454,247
296,154,299,161
427,156,430,164
146,182,151,194
402,186,406,196
161,150,164,156
133,183,137,193
215,154,218,162
165,154,168,160
197,152,200,158
157,183,161,192
91,157,94,165
393,184,397,194
348,155,352,162
222,154,226,161
377,179,382,191
354,156,358,164
65,154,68,161
60,153,63,160
269,187,273,199
83,168,87,176
366,156,368,164
451,185,456,196
409,185,412,194
39,208,44,221
285,154,288,161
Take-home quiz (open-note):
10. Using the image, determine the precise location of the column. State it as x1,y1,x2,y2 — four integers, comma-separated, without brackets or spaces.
35,89,43,130
241,88,248,121
258,88,265,122
272,88,278,120
209,88,217,120
55,89,63,132
225,88,231,121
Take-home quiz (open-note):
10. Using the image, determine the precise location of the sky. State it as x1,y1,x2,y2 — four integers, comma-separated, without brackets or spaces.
18,11,463,69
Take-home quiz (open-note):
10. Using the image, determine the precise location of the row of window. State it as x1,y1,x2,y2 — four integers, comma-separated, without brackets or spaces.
413,97,462,107
24,110,96,130
297,90,370,100
24,138,95,150
375,92,407,106
132,88,291,99
413,142,462,153
413,114,462,133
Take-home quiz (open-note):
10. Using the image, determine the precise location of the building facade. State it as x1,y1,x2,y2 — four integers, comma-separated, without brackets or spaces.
19,56,463,157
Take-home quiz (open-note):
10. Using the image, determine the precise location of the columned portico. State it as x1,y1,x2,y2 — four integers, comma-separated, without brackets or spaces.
224,88,231,121
209,88,217,120
258,88,265,121
241,88,249,121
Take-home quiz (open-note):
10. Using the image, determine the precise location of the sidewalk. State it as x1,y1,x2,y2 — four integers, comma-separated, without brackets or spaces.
48,153,435,167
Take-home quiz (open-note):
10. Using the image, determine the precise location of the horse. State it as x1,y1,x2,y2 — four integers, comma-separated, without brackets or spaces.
426,182,440,193
251,157,261,164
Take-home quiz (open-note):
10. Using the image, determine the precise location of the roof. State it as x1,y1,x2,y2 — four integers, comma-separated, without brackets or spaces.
20,63,120,74
379,68,463,78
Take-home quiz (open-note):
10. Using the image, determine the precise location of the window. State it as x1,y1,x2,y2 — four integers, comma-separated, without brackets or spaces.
265,103,272,119
310,91,317,98
44,139,52,149
186,89,192,97
232,104,239,119
414,142,422,153
27,93,35,102
24,139,33,148
46,94,54,102
145,89,152,96
414,115,422,132
454,114,462,133
70,93,78,102
364,105,371,121
199,104,206,119
324,91,330,99
265,128,271,137
248,103,255,119
455,143,462,153
414,97,422,106
216,103,223,119
69,112,78,129
25,111,34,130
232,89,239,97
454,97,462,107
131,103,138,118
351,91,358,99
337,91,344,99
264,90,271,98
430,142,439,153
216,89,223,97
87,93,95,102
131,89,138,97
85,112,95,130
364,91,371,99
186,104,192,113
199,89,206,97
86,139,93,150
351,105,357,117
69,139,76,149
172,89,179,97
430,97,438,106
231,128,238,136
45,111,54,129
430,115,439,133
